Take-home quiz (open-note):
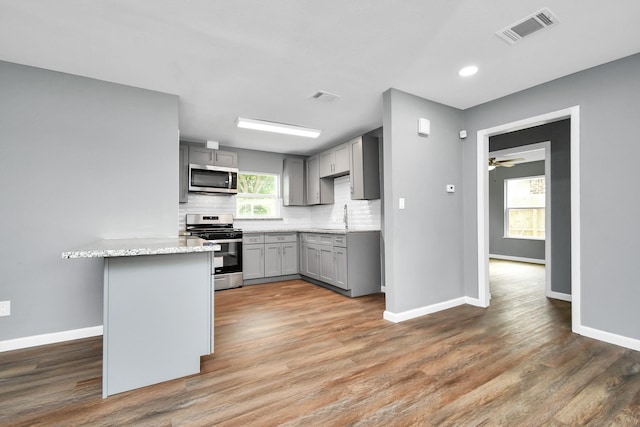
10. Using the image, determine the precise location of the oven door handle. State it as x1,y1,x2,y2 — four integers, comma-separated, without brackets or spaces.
210,238,243,244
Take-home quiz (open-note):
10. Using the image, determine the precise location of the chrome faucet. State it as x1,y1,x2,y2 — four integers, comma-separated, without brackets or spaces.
343,204,349,230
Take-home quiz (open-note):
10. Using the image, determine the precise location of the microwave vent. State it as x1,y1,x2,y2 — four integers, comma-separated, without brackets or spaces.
496,8,558,45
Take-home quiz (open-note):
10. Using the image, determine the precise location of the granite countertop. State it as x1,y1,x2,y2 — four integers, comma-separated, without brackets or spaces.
241,227,380,235
62,236,220,259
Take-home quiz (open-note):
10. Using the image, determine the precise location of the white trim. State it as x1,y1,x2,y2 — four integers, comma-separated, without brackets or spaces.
489,254,545,265
477,106,581,334
547,291,572,302
575,325,640,352
463,297,484,307
0,326,103,353
383,297,466,323
570,110,582,330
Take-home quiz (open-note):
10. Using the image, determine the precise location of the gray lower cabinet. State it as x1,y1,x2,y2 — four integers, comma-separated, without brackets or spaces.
244,233,298,281
303,244,320,279
334,246,348,290
299,231,381,297
318,246,335,285
243,243,265,280
264,241,298,277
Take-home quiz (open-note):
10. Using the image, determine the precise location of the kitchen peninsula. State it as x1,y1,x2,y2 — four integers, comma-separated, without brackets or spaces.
63,236,219,397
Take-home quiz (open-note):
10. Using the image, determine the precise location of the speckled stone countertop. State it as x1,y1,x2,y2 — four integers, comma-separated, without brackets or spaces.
240,227,380,235
62,236,220,259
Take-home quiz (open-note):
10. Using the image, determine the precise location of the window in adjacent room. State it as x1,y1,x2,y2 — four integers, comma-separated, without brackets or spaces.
504,176,545,239
236,172,280,219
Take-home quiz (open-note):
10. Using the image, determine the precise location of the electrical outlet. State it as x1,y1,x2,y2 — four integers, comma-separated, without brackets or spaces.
0,301,10,317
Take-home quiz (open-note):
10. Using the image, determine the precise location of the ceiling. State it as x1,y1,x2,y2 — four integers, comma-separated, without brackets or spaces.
1,1,640,155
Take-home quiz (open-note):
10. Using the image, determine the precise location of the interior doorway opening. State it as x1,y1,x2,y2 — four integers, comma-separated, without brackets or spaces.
476,106,581,333
488,142,551,301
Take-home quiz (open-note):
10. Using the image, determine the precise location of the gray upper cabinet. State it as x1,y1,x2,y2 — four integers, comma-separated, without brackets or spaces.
188,145,216,166
213,150,238,168
306,155,334,205
282,158,305,206
350,135,380,200
319,143,350,178
188,145,238,168
179,144,189,203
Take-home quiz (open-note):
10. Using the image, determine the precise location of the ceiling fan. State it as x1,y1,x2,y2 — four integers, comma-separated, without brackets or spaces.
488,157,525,170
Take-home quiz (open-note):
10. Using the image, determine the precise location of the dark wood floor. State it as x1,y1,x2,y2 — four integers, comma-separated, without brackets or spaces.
2,261,640,426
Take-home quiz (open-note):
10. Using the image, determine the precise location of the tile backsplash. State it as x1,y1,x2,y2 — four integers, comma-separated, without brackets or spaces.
178,175,381,231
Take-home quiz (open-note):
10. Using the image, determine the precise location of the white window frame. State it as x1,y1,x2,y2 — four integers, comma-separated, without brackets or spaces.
236,171,281,219
504,175,545,240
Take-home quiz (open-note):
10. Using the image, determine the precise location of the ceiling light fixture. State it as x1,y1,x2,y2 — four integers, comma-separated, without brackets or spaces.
459,65,478,77
236,117,321,138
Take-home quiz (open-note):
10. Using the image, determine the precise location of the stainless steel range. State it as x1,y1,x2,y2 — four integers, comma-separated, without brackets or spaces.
186,213,243,290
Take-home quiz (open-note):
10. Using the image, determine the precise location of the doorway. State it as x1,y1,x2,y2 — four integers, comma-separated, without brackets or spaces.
488,142,553,299
476,106,581,333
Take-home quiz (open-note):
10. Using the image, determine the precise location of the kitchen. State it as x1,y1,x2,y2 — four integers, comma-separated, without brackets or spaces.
180,134,384,294
3,1,640,423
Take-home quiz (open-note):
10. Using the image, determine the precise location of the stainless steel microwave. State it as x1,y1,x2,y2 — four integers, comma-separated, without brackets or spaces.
189,164,238,194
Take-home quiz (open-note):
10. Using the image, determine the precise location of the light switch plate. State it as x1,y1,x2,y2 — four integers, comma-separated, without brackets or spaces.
399,198,405,209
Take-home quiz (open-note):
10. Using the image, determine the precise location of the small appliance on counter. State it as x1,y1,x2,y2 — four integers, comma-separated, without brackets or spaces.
186,213,243,290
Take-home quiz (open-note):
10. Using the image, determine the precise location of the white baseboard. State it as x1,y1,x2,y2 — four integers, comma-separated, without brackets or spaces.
489,254,545,265
0,326,103,353
463,296,486,307
547,291,572,302
384,297,466,323
380,286,386,293
575,324,640,352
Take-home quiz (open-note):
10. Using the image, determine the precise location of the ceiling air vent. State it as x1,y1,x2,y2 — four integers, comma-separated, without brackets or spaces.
496,8,558,45
311,90,341,102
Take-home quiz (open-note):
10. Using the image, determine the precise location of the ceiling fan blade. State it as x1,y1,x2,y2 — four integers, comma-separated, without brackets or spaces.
497,157,525,163
500,163,516,167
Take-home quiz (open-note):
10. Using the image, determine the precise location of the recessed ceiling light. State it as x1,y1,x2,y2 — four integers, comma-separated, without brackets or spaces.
236,117,321,138
459,65,478,77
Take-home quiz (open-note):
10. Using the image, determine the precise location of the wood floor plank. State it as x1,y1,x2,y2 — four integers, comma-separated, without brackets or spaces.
1,262,639,426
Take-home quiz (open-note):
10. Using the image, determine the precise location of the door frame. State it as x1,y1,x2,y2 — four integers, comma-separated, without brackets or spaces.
476,106,581,332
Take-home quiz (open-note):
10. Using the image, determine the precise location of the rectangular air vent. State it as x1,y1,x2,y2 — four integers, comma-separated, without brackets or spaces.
311,90,341,102
496,8,558,44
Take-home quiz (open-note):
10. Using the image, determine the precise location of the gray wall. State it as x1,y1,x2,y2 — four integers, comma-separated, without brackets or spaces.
0,61,179,341
462,53,640,339
382,89,464,313
489,160,545,261
489,120,572,295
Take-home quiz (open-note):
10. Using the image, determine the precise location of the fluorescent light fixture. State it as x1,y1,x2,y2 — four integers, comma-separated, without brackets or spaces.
459,65,478,77
236,117,321,138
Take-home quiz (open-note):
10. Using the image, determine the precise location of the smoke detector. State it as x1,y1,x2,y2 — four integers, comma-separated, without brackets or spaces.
496,8,558,44
311,90,341,102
